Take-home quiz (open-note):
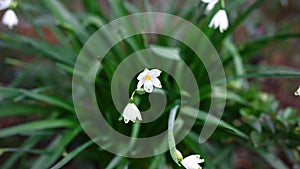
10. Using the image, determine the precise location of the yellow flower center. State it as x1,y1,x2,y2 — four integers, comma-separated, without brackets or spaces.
145,74,152,81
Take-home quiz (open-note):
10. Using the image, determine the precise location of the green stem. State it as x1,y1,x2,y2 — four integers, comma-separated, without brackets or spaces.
129,90,136,103
221,0,225,8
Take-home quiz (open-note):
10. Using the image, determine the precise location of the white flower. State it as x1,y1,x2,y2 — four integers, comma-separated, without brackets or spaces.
2,9,18,29
137,69,162,93
209,9,229,33
122,103,142,123
181,155,205,169
295,86,300,96
0,0,12,10
201,0,218,12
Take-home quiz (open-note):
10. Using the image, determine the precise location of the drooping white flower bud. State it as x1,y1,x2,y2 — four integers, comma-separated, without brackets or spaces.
2,9,18,29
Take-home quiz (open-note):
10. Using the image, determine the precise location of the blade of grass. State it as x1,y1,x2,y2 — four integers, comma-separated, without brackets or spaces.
0,34,74,66
20,89,74,112
0,119,75,138
31,127,82,169
254,148,289,169
50,140,94,169
240,33,300,58
0,104,50,117
42,0,89,41
105,122,140,169
182,106,248,139
1,135,44,169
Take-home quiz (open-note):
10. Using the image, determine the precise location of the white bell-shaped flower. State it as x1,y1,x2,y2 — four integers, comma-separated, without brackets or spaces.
122,103,142,123
181,154,205,169
0,0,12,10
137,69,162,93
209,9,229,33
2,9,18,29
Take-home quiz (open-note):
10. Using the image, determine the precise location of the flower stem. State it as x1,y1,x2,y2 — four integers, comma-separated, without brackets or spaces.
221,0,225,8
129,90,136,103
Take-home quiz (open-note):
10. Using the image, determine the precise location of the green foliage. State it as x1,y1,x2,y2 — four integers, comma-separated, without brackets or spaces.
0,0,299,168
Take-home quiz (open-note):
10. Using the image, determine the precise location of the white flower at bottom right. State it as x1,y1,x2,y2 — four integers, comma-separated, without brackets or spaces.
295,86,300,96
181,154,205,169
209,9,229,33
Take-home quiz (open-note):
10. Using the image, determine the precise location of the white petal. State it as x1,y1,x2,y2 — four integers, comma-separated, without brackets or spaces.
201,0,213,3
148,69,162,78
205,0,218,11
208,15,217,28
137,79,144,89
0,0,12,11
151,77,162,88
122,103,142,123
181,160,201,169
144,80,153,93
209,10,229,33
189,155,205,163
137,69,149,80
181,155,204,169
2,9,18,29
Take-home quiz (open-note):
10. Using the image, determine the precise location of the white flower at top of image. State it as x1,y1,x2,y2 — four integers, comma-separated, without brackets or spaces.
209,9,229,33
295,86,300,96
137,68,162,93
122,103,142,123
0,0,12,11
201,0,218,12
2,9,18,29
181,154,205,169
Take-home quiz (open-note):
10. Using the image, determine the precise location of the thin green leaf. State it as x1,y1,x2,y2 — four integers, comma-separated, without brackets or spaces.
20,89,74,112
240,33,300,58
0,119,75,138
254,148,289,169
50,140,94,169
181,107,248,139
42,0,89,41
1,135,44,169
0,104,50,117
31,127,82,169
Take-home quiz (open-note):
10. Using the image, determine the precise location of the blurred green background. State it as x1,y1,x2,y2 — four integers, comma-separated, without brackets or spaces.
0,0,299,169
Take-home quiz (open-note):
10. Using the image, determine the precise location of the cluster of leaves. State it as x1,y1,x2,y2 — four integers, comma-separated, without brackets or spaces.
0,0,299,169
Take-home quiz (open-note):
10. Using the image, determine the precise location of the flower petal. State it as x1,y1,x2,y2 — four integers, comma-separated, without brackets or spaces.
205,0,218,11
122,103,142,123
137,79,144,89
0,0,12,11
151,77,162,88
209,10,229,33
181,154,204,169
201,0,212,3
2,9,19,29
148,69,162,77
144,80,153,93
137,69,149,80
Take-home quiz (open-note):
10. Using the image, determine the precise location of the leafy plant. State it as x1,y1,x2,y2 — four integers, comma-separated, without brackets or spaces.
0,0,299,169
